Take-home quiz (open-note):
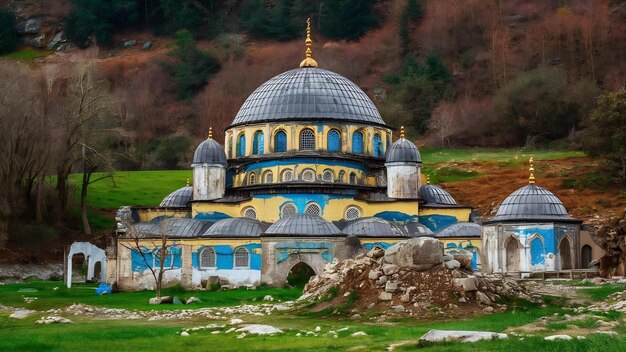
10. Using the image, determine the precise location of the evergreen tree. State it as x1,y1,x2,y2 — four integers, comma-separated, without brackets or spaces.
0,10,18,54
319,0,379,41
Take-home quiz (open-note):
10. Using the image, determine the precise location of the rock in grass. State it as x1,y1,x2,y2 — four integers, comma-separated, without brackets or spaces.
263,295,274,301
419,329,507,343
235,324,283,335
36,316,72,324
181,331,190,337
10,309,36,319
351,331,367,337
544,335,572,341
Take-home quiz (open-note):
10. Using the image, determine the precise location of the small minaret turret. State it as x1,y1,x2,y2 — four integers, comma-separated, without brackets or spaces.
385,126,422,199
192,127,227,200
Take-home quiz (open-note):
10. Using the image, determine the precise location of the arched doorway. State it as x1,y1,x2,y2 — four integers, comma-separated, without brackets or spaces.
581,245,592,269
505,238,520,272
559,237,573,270
71,253,86,283
286,262,316,288
92,261,102,282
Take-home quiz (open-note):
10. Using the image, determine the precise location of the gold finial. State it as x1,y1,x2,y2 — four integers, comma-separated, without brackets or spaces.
426,175,431,184
528,157,536,184
186,178,190,187
400,126,405,138
299,18,318,68
208,127,213,140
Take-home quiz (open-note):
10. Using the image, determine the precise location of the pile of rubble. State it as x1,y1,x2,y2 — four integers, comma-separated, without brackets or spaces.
302,237,539,317
581,290,626,313
592,209,626,277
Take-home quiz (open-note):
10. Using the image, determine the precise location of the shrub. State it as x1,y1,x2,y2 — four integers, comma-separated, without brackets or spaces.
0,10,18,54
319,0,380,41
154,135,192,169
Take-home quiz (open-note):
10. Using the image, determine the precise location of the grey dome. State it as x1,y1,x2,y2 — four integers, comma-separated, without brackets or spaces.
385,138,421,163
160,186,192,208
203,217,266,237
264,214,342,236
435,222,481,238
128,218,213,238
486,184,578,223
420,185,457,206
342,217,406,238
193,138,227,166
230,68,386,127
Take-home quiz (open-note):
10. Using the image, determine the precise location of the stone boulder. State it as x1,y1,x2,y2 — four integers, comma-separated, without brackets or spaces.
453,251,474,270
419,329,507,343
384,237,443,270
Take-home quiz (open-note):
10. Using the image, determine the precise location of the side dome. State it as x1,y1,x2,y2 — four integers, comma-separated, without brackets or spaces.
202,217,266,237
486,184,577,223
192,138,227,166
420,185,457,206
264,214,342,236
160,186,192,208
230,67,386,127
342,217,407,238
385,138,421,163
435,222,481,238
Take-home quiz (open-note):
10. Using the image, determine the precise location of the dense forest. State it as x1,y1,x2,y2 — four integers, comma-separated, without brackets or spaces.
0,0,625,255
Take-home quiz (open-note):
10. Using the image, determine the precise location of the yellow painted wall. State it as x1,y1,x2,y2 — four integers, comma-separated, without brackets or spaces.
418,208,471,222
136,209,190,222
231,162,371,187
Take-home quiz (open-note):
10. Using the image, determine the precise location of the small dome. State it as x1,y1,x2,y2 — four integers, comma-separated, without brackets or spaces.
203,217,266,237
230,68,386,127
192,138,227,166
385,138,421,163
435,222,481,238
264,214,342,236
486,184,577,223
342,217,407,238
160,186,192,208
128,218,213,238
420,185,457,206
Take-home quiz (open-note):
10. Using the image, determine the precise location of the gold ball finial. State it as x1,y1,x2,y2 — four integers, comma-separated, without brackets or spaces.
400,126,405,139
299,18,318,68
528,157,536,184
186,178,190,187
426,175,431,185
208,127,213,140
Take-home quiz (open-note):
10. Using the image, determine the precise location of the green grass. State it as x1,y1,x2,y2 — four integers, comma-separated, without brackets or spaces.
582,284,626,301
2,48,53,60
422,166,481,183
420,148,584,164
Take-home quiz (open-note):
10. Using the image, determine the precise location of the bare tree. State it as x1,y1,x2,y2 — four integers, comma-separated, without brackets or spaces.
430,102,454,148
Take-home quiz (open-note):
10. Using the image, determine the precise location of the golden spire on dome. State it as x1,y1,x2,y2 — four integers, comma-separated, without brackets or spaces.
426,175,431,184
299,18,318,68
186,178,190,187
208,127,213,140
528,157,536,184
400,126,405,138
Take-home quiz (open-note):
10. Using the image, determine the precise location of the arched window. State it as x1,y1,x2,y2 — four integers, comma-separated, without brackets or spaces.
236,133,246,157
249,172,256,185
301,169,315,182
263,170,273,183
327,129,341,152
200,247,216,268
252,131,264,155
352,131,364,154
228,136,233,159
274,130,287,152
281,169,293,182
234,247,249,268
281,203,297,218
300,129,315,151
338,170,346,183
305,203,321,216
242,207,257,219
373,133,382,157
345,206,361,220
349,172,357,184
322,169,334,182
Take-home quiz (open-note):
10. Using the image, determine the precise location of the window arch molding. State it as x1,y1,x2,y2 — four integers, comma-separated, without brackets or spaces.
344,206,362,220
305,202,321,216
252,130,264,155
248,172,256,185
236,133,246,157
352,130,364,154
327,128,342,152
281,169,293,182
300,128,315,151
373,133,382,157
280,202,297,218
322,169,334,182
199,247,216,268
263,170,273,183
242,206,257,219
300,168,316,182
233,247,249,268
273,129,287,153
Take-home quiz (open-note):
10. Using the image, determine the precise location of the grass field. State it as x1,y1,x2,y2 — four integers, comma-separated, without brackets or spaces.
2,47,53,60
68,148,583,210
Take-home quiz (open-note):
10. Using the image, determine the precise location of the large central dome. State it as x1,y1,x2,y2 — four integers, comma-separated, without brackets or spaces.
230,67,386,128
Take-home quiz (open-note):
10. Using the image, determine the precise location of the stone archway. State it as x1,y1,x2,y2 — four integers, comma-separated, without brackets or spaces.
505,238,520,272
65,242,107,288
581,245,592,269
286,262,316,288
559,237,573,270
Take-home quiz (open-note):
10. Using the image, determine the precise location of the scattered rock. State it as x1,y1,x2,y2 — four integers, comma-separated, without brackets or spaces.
419,329,507,343
444,260,461,269
376,275,388,285
185,297,201,304
236,324,283,335
315,326,321,332
10,309,36,319
351,331,367,337
236,333,247,339
181,331,190,337
142,41,153,50
382,264,399,276
385,282,398,293
36,316,72,324
368,270,381,280
544,335,572,341
230,318,243,325
378,292,393,301
453,252,474,270
453,277,478,292
476,291,492,305
384,237,443,269
482,307,494,314
263,295,274,301
391,305,405,313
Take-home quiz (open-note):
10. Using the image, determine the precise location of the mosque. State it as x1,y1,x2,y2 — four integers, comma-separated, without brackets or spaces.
108,21,600,290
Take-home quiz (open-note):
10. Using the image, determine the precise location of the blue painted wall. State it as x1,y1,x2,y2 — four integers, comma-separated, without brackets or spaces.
530,237,545,265
194,211,232,221
242,158,367,172
131,245,182,272
419,214,458,232
274,241,334,264
255,193,354,214
192,244,262,270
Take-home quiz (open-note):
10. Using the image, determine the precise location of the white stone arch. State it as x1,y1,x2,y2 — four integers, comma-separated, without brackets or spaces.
66,242,107,288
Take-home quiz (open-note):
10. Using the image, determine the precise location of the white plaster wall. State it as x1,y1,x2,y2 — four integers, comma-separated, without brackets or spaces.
193,165,225,200
192,268,261,286
481,226,498,273
386,164,419,199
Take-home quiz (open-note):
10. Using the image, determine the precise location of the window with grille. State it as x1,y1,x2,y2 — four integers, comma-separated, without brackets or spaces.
263,171,273,183
352,131,364,154
345,206,361,220
281,169,293,182
281,203,297,218
234,247,249,268
252,131,264,155
301,169,315,182
249,172,256,185
305,203,321,216
274,130,287,152
243,207,257,219
200,247,216,268
300,129,315,151
349,172,356,184
322,169,334,182
327,129,341,152
237,134,246,157
338,171,345,183
373,133,382,157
